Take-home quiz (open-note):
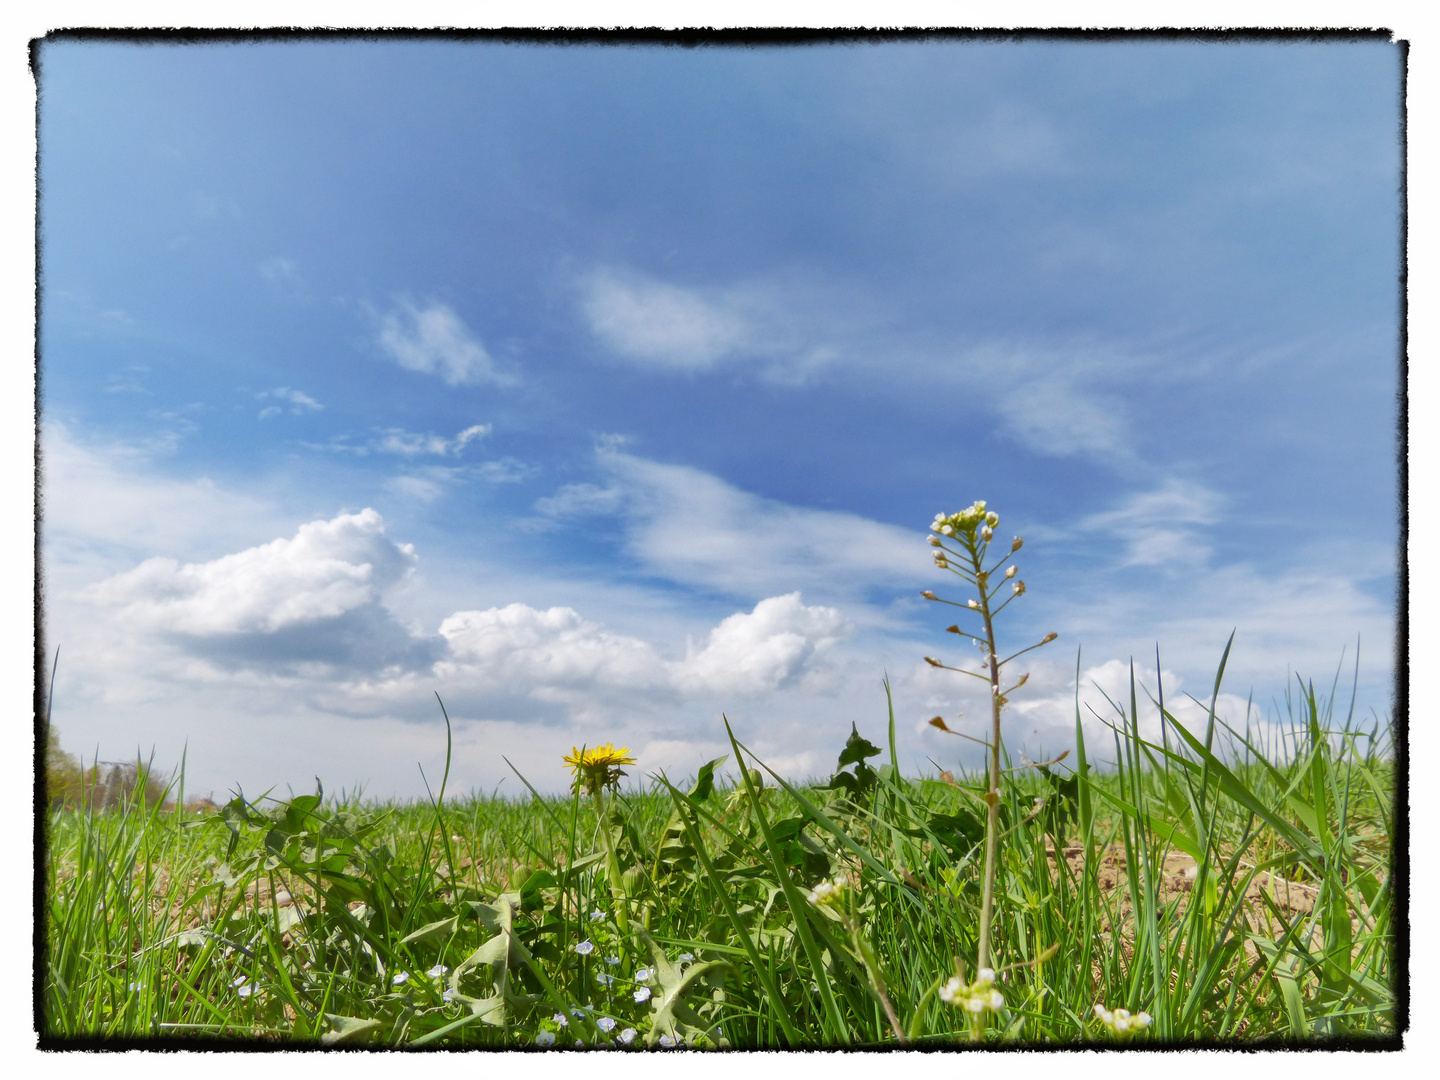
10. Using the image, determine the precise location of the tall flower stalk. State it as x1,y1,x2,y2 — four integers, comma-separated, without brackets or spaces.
923,502,1056,974
564,743,637,933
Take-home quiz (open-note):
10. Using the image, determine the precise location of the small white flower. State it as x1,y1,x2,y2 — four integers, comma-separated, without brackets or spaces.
128,981,142,992
1005,564,1017,578
534,1030,556,1047
237,982,255,998
633,987,651,1003
428,964,448,978
940,524,955,536
597,1016,617,1033
988,989,1005,1010
981,526,993,541
658,1034,677,1048
231,976,248,988
967,599,979,609
575,940,595,956
634,967,651,982
975,967,995,986
965,996,986,1013
985,511,999,527
392,971,410,986
1012,580,1026,595
938,976,963,1003
553,1011,568,1027
1134,1012,1152,1029
618,1027,637,1045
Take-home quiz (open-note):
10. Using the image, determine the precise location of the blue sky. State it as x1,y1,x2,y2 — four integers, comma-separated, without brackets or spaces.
38,37,1401,800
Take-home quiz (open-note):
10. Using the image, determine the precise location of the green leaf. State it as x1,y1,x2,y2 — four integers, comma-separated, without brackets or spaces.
399,913,461,947
836,724,882,769
321,1014,383,1045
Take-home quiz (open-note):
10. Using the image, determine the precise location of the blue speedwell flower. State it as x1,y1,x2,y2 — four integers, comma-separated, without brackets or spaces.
597,1017,617,1033
633,987,651,1004
590,910,605,921
552,1012,569,1027
634,968,651,982
392,971,410,986
618,1028,637,1045
428,964,448,978
535,1030,556,1047
575,940,595,956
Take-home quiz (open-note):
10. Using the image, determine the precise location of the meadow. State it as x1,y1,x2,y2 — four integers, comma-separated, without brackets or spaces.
42,669,1394,1049
41,506,1397,1048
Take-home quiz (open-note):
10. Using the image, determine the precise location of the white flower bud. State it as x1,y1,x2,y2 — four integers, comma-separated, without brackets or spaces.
934,553,948,568
985,511,998,527
929,536,943,547
981,526,993,541
941,525,955,536
1005,565,1017,578
1011,536,1023,551
921,590,937,600
1012,580,1026,595
967,599,979,609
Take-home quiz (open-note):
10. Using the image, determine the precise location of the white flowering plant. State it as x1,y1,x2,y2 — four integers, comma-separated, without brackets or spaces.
923,501,1057,978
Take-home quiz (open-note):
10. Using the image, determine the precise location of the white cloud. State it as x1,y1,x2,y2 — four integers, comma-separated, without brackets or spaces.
435,591,849,708
533,446,926,602
581,268,750,371
256,386,323,419
377,299,516,387
304,423,494,459
79,509,438,674
1078,479,1224,567
675,592,851,697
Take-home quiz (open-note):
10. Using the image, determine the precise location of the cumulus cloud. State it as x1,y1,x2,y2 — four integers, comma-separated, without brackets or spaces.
81,509,438,673
533,447,925,601
435,592,849,708
78,502,850,711
675,593,851,697
257,386,323,419
377,299,516,387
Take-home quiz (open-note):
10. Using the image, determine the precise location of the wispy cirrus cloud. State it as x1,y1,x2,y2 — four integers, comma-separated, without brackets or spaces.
534,445,926,604
376,299,517,387
256,386,323,419
581,267,751,371
302,423,493,458
1076,478,1224,567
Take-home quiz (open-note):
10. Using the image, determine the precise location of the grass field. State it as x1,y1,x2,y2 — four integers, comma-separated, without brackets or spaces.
41,660,1396,1048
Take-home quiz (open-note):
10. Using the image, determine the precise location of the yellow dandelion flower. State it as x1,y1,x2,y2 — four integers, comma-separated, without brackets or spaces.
564,743,636,795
